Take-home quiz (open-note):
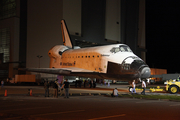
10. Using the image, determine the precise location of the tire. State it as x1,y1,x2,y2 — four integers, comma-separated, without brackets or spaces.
169,85,179,94
129,87,133,92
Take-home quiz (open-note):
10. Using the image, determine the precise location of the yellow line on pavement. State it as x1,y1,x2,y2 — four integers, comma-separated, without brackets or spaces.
88,114,126,120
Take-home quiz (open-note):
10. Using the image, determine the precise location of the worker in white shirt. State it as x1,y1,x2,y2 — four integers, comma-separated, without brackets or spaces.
113,88,118,97
141,80,146,95
131,80,136,94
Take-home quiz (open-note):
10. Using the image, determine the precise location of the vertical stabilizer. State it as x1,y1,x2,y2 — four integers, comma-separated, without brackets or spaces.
61,20,73,48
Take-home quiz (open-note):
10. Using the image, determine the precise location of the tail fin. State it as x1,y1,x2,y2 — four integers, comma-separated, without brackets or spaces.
61,19,73,49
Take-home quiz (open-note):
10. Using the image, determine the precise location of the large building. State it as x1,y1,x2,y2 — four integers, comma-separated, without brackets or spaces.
0,0,146,80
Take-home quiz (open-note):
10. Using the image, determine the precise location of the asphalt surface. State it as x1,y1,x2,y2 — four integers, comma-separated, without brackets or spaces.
0,83,178,97
1,95,180,120
0,84,180,120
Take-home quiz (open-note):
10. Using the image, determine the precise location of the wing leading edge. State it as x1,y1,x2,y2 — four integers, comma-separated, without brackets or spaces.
19,67,96,75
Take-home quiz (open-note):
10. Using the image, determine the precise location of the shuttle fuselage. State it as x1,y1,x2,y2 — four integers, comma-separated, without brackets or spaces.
21,19,151,81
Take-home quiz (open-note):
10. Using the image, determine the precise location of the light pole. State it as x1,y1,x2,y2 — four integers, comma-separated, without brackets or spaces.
37,55,43,68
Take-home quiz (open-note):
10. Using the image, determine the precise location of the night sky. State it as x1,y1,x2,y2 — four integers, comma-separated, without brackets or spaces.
146,0,180,73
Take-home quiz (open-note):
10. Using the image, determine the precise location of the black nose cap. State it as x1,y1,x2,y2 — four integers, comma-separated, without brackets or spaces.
140,67,151,78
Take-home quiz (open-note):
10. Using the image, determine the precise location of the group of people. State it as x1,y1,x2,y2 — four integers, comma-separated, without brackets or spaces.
75,79,96,88
112,79,147,97
100,80,110,87
44,78,147,98
131,79,146,95
44,79,70,98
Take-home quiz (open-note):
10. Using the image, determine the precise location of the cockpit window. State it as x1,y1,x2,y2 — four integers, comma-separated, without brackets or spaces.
120,45,132,52
120,47,125,52
58,49,69,55
110,45,132,53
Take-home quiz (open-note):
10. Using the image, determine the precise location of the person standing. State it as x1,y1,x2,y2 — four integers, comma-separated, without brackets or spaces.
89,80,92,88
78,80,82,88
93,80,96,88
44,80,49,97
104,81,106,86
62,79,70,98
131,80,136,94
177,75,180,81
1,80,4,88
53,79,59,98
84,80,87,88
107,81,110,88
141,80,146,95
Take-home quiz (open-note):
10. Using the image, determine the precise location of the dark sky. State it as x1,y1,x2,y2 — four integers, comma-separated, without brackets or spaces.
146,0,180,73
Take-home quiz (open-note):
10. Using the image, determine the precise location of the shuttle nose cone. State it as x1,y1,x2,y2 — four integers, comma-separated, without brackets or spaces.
140,67,151,78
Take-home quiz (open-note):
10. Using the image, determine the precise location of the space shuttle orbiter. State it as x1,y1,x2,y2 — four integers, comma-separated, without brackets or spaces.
21,19,151,81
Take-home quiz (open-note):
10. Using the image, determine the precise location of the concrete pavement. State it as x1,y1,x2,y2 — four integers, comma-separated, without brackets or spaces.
0,83,174,97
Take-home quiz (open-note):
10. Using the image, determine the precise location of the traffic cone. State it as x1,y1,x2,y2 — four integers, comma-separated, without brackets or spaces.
4,90,7,97
29,89,32,96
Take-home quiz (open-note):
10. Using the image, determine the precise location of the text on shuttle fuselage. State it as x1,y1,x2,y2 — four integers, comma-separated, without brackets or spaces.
60,62,75,66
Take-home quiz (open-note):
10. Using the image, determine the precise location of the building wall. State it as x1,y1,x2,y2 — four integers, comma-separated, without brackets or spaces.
121,0,139,54
105,0,121,42
0,18,20,77
0,0,146,79
63,0,81,36
19,0,27,69
27,0,63,69
81,0,106,44
138,0,146,61
0,0,20,78
138,0,146,49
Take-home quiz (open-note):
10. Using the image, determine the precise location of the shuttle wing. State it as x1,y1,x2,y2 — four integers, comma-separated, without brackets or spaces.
59,67,95,72
19,67,95,75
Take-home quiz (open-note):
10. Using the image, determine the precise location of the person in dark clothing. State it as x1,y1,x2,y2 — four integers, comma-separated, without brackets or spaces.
75,80,78,88
53,79,59,98
93,80,96,88
44,80,49,97
141,80,146,95
1,80,4,88
89,80,92,88
84,80,87,88
78,80,82,88
62,79,70,98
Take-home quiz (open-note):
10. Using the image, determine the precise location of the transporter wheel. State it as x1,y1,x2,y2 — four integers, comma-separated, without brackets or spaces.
129,87,133,92
169,85,179,94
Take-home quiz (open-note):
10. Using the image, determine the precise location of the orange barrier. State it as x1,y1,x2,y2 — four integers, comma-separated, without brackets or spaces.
29,89,32,96
4,90,7,97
